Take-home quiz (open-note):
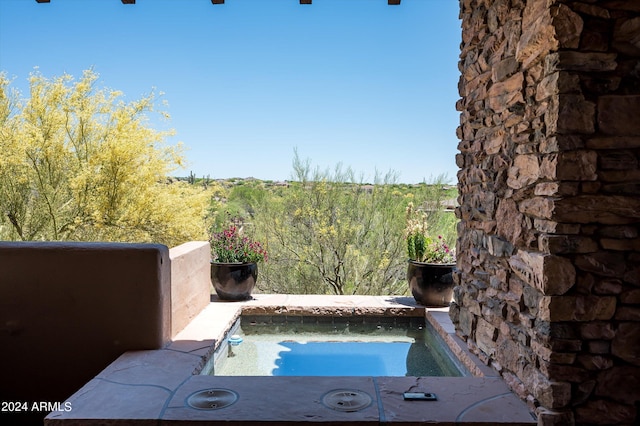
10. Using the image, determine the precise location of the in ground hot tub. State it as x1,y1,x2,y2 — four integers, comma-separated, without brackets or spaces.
45,295,536,425
203,315,468,377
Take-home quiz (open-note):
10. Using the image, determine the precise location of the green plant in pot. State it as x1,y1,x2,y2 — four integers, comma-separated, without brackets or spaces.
210,225,267,301
405,202,456,307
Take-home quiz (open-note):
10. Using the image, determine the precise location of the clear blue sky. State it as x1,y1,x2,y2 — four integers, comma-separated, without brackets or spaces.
0,0,461,184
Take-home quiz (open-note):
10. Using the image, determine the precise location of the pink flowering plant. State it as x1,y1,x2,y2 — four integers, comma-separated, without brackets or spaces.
405,202,455,264
210,225,268,263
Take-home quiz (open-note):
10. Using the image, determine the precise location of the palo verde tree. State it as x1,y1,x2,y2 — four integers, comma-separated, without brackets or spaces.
253,151,408,295
0,69,209,246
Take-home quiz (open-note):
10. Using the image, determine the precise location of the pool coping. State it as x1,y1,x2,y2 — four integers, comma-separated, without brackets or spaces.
45,295,536,425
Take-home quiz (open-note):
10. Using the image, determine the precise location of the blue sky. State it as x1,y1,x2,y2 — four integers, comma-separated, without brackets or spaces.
0,0,461,184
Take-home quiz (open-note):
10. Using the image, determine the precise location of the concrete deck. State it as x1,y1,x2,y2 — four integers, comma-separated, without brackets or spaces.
45,295,536,425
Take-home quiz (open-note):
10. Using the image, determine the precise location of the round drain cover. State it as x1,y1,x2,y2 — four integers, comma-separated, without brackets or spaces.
187,388,238,410
322,389,372,412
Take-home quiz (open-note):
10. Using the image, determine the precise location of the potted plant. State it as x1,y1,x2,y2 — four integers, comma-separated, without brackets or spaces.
405,202,456,307
210,225,268,301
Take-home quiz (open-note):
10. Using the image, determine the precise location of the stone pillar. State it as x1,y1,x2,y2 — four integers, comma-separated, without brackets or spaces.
452,0,640,424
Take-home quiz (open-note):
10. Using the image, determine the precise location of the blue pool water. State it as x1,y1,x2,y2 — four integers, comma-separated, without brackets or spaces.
207,316,467,377
274,341,412,376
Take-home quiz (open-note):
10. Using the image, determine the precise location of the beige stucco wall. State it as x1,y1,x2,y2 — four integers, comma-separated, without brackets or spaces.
169,241,211,337
0,242,171,411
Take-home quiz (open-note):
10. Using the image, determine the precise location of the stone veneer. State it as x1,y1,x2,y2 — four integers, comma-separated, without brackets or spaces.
451,0,640,425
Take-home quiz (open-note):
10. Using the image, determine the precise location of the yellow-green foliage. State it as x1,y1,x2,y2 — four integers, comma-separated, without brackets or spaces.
0,69,209,247
252,152,409,296
212,155,459,296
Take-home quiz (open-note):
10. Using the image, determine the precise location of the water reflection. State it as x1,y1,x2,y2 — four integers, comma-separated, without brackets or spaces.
273,342,408,376
213,318,466,377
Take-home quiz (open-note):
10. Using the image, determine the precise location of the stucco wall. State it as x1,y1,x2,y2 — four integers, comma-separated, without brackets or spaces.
169,241,212,337
0,242,171,415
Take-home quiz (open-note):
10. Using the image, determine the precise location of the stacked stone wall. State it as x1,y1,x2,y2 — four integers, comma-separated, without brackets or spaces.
452,0,640,424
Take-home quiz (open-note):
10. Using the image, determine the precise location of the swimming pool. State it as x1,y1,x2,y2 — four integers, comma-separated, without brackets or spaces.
202,315,468,377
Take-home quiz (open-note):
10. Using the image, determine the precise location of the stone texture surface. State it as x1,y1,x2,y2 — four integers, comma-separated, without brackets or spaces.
377,376,536,425
163,375,381,424
45,296,535,425
598,95,640,135
454,0,640,424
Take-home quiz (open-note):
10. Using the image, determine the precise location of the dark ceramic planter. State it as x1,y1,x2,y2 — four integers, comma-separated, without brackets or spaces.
211,261,258,301
407,260,455,307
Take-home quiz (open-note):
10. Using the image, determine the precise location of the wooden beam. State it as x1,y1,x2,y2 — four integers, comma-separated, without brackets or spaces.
31,0,401,5
32,0,401,6
32,0,400,5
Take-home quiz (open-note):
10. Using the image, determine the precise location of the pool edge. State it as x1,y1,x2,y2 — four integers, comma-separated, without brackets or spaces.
45,295,535,425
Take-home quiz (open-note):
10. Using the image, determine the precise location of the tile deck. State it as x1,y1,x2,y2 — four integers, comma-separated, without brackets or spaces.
45,294,536,425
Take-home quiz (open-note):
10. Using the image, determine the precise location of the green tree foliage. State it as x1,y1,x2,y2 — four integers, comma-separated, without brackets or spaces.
251,153,409,295
209,180,266,231
406,175,458,248
0,69,210,246
212,155,458,296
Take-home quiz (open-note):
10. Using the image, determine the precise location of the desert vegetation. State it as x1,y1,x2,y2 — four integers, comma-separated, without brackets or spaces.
209,152,457,296
0,69,457,295
0,70,214,247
